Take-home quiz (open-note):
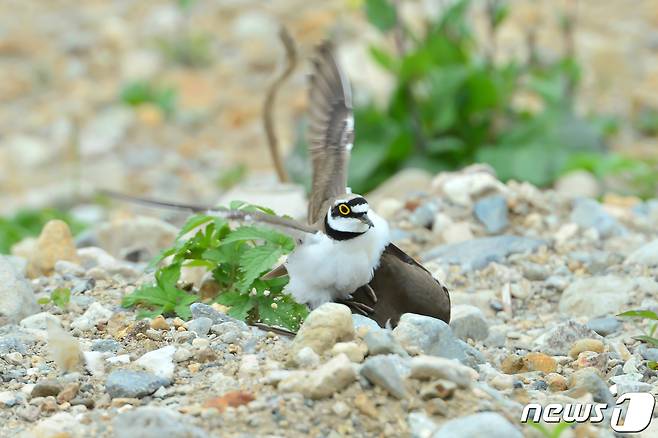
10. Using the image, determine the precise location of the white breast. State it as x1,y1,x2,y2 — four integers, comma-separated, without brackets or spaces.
284,212,390,308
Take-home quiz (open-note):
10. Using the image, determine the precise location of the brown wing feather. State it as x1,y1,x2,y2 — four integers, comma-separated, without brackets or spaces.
307,42,354,224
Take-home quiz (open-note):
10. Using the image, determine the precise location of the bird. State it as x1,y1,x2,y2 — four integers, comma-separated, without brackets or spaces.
103,41,450,328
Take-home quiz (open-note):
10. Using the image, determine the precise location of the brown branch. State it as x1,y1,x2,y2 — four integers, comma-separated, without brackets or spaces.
263,26,297,183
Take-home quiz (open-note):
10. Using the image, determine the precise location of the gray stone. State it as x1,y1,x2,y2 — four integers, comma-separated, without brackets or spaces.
186,317,212,337
449,305,489,342
432,412,522,438
567,368,614,404
112,407,205,438
473,195,508,234
535,320,603,356
0,256,39,323
559,276,633,318
639,345,658,362
409,356,476,388
422,236,545,271
278,354,357,399
352,314,381,332
79,106,133,157
96,216,177,262
625,239,658,267
105,370,170,398
409,201,440,228
521,262,549,281
0,337,27,355
570,198,625,237
586,317,622,337
360,354,409,399
31,380,64,398
363,329,408,357
190,303,236,325
91,339,123,353
392,314,483,366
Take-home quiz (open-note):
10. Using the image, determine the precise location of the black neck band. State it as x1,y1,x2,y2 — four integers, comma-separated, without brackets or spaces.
325,216,366,241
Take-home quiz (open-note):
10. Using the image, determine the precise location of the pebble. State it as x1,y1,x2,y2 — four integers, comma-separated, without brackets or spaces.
473,195,509,234
296,347,320,368
150,315,169,330
360,354,409,399
575,196,625,234
91,339,122,354
331,342,366,363
173,347,193,363
135,346,176,379
433,412,522,438
186,317,213,337
190,303,235,325
559,275,633,318
290,303,354,359
112,406,205,438
566,367,613,404
351,314,381,333
586,316,621,336
20,311,61,331
545,373,568,391
568,338,605,358
31,380,63,398
105,370,171,398
0,256,39,323
639,345,658,362
278,354,357,399
363,329,408,357
0,336,27,355
392,313,480,365
407,411,439,438
422,235,545,271
71,302,114,331
29,220,80,277
535,320,603,356
449,305,489,341
409,356,476,387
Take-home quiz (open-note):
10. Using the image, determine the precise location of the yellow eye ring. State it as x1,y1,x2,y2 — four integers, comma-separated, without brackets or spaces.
338,204,351,215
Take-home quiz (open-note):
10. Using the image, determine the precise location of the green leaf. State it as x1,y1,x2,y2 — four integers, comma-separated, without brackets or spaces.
37,297,51,305
217,290,255,322
228,200,276,216
369,45,397,72
221,226,294,251
365,0,397,32
256,293,309,331
648,361,658,370
618,310,658,321
51,288,71,309
237,245,284,292
177,215,214,239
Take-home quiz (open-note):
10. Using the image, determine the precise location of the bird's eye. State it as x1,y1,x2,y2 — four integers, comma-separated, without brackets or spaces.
338,204,351,216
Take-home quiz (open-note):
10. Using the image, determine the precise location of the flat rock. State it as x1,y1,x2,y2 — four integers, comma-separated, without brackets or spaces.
559,276,633,318
190,303,237,325
433,412,522,438
70,302,114,331
360,354,409,399
112,406,205,438
363,328,408,356
135,346,176,379
0,256,39,323
96,216,177,262
105,370,170,398
422,235,545,271
290,303,354,359
586,316,621,337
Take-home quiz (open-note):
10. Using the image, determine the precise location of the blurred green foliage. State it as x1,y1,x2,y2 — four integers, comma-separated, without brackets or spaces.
349,0,620,193
120,80,178,116
0,209,86,254
157,33,213,68
38,287,72,309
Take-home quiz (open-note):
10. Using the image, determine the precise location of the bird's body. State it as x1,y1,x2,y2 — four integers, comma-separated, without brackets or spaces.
285,200,389,308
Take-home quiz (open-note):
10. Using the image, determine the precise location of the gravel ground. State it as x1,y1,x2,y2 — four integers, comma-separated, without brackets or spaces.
2,165,658,437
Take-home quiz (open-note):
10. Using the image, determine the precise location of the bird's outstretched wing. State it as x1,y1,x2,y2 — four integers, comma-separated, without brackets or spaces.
307,42,354,224
100,190,318,237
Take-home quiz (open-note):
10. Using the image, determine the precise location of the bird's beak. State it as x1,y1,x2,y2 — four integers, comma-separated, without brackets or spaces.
358,215,374,228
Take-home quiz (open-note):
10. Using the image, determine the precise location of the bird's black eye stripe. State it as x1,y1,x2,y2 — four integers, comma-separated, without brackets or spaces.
347,197,367,207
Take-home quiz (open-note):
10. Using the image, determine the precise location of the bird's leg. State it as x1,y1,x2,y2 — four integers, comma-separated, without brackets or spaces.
362,283,377,304
337,298,374,316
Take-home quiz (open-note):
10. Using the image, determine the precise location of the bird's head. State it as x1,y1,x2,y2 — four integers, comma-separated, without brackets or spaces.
325,195,373,238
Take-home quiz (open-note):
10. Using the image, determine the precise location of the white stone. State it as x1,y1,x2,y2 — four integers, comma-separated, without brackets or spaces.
432,164,508,207
409,356,477,387
0,256,39,323
71,302,113,331
559,276,634,318
239,354,260,377
278,354,357,399
555,170,600,199
291,303,354,360
441,222,473,244
625,239,658,267
83,351,105,376
20,312,60,331
296,347,320,368
135,346,176,379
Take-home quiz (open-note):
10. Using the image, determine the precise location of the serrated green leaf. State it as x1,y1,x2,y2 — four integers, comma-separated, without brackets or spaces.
177,215,214,239
256,293,308,331
221,225,294,251
618,310,658,320
237,245,284,292
217,291,254,322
